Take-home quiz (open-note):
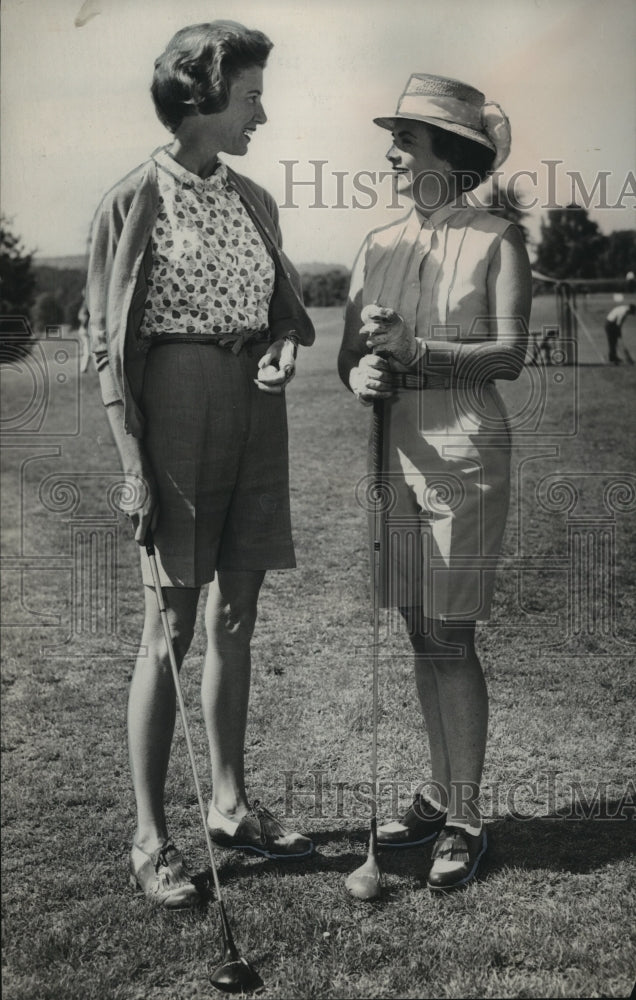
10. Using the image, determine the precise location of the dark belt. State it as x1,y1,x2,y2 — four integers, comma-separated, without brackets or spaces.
150,330,269,355
390,371,457,390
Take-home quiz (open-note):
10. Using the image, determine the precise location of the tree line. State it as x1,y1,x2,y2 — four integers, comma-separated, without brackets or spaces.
534,206,636,281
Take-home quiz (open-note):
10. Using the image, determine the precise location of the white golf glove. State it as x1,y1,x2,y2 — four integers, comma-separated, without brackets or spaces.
360,303,418,367
349,353,393,404
255,336,297,394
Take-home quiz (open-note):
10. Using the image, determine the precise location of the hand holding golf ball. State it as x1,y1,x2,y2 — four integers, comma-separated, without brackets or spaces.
255,336,297,394
360,302,419,366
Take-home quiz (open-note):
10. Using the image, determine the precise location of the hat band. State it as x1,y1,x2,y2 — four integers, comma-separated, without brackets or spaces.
396,93,483,131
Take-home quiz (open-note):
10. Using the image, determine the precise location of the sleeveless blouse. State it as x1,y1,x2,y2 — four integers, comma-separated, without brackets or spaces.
350,202,511,342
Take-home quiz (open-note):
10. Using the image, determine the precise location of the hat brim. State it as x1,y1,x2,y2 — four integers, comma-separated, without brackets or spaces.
373,113,496,154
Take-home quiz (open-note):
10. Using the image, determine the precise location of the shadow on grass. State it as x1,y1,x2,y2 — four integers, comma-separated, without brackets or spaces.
158,793,635,905
200,802,635,892
484,805,636,876
203,827,431,887
355,806,635,885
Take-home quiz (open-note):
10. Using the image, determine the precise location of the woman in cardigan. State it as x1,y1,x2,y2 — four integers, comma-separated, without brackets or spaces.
338,74,531,891
87,20,315,909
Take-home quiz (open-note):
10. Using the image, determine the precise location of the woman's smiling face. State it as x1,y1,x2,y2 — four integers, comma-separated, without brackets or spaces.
200,66,267,156
386,122,453,212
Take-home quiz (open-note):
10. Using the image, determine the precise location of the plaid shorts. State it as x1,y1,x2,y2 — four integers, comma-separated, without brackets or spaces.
138,339,295,588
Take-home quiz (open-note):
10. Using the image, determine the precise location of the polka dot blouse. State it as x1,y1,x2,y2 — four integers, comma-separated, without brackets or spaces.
139,147,275,340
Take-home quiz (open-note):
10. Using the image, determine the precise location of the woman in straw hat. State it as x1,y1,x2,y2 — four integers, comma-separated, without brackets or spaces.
338,74,531,891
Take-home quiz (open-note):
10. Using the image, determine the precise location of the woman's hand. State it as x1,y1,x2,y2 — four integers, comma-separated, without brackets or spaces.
255,336,297,394
103,401,159,545
361,303,418,367
349,353,393,404
121,463,159,545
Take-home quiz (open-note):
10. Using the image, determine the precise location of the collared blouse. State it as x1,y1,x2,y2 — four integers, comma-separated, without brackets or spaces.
87,155,314,438
139,147,275,339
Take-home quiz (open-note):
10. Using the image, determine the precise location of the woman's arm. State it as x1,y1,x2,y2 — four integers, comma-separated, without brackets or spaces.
104,401,158,544
86,196,158,542
435,224,532,380
86,204,124,406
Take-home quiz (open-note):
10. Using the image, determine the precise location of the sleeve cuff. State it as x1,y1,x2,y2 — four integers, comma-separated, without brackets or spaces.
97,366,123,407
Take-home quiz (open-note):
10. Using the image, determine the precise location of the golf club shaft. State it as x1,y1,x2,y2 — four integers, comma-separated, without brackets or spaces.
370,398,384,839
145,535,226,909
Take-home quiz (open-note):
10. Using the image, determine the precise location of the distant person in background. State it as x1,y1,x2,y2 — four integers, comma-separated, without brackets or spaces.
605,303,635,364
531,327,558,365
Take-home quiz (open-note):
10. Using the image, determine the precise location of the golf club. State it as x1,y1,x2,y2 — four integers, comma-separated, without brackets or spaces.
145,530,264,994
345,398,385,901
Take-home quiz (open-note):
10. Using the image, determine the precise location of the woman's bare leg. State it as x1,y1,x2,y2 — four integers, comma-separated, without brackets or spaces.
128,585,200,852
402,610,487,825
201,569,265,819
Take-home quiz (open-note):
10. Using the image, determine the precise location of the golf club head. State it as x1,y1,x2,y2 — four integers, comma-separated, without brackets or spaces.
345,852,384,901
210,954,264,994
210,901,263,993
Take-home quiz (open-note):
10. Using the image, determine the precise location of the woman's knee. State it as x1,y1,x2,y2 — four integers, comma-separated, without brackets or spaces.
141,588,197,666
140,621,194,670
400,607,476,661
429,626,483,683
207,574,263,641
221,598,259,639
434,625,476,662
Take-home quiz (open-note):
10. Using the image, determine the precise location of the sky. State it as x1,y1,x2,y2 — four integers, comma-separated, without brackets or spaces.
1,0,635,266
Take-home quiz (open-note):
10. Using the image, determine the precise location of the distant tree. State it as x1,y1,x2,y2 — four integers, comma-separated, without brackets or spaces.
32,291,65,332
534,205,608,280
597,229,636,279
64,289,86,327
32,264,87,324
0,217,36,315
0,217,36,361
301,268,350,307
483,178,530,243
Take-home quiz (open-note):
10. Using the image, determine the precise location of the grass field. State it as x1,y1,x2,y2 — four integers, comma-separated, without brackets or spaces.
2,300,636,999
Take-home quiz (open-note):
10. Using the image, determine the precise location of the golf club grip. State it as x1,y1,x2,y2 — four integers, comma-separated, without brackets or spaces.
371,400,384,481
144,527,155,557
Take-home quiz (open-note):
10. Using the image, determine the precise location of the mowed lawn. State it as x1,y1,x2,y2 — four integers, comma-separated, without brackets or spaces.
2,301,635,999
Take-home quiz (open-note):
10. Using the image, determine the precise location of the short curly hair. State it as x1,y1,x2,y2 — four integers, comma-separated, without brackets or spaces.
151,21,273,133
427,124,496,193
